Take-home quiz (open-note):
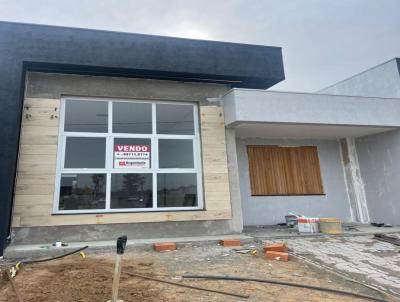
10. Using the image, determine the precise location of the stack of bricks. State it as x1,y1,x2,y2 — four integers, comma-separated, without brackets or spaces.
264,242,289,262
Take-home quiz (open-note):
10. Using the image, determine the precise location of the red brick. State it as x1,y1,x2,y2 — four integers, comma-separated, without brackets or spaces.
219,239,241,247
154,242,176,252
263,243,288,253
265,251,289,262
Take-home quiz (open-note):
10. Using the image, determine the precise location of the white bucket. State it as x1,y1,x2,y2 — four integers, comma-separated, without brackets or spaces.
297,217,319,233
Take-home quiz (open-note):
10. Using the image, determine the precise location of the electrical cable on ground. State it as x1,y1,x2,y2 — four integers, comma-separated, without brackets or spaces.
182,274,389,302
290,252,400,302
18,245,88,265
125,271,249,299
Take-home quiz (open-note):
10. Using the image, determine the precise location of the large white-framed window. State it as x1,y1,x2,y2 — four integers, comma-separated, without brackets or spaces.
53,97,203,214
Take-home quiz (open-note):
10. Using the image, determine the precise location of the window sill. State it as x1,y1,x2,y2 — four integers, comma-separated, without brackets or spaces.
251,193,327,197
52,207,206,215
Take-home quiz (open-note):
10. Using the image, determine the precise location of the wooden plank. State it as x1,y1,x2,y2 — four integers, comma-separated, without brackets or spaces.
17,154,57,164
16,174,56,185
11,215,21,228
24,98,59,108
203,191,231,202
203,164,229,174
203,173,229,183
22,107,59,116
13,204,53,216
203,151,228,166
20,133,58,145
21,125,59,135
15,184,54,195
18,209,232,227
13,194,54,206
21,117,60,127
19,144,58,155
17,162,57,175
247,145,324,196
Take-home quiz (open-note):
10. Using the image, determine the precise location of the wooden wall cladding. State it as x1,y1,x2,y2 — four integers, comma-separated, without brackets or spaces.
13,99,232,227
247,145,324,196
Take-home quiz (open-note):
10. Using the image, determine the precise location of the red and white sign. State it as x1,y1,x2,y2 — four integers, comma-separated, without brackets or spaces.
114,144,150,169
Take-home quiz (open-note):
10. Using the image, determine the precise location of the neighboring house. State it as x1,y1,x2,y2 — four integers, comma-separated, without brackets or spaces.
0,21,399,256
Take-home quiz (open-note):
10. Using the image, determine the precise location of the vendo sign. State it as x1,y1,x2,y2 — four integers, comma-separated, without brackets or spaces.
114,144,150,169
114,145,150,152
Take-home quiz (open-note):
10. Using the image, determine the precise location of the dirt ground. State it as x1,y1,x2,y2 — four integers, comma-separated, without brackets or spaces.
0,244,390,302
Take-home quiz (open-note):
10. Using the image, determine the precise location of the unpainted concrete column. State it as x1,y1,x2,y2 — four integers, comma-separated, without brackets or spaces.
225,128,244,232
340,138,370,223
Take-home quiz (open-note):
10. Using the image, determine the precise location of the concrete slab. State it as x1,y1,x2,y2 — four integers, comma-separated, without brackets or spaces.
3,234,253,260
244,224,400,240
278,234,400,299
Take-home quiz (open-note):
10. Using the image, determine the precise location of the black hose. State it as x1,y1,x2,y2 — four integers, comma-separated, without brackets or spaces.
20,245,88,265
182,274,389,302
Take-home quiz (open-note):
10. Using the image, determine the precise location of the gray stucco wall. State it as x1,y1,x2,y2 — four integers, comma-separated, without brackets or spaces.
236,138,351,225
319,59,400,98
356,129,400,225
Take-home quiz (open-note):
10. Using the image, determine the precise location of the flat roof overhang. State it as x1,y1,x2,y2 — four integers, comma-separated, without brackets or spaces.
223,89,400,139
0,21,285,255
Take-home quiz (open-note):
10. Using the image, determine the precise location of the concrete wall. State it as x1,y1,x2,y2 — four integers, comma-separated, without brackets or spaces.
223,88,400,128
356,129,400,225
318,58,400,226
319,59,400,98
236,138,352,225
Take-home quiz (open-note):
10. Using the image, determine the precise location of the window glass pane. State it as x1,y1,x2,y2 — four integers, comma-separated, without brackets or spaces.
65,137,106,168
59,174,106,210
113,102,152,134
111,173,152,208
157,173,197,207
114,138,151,169
64,100,108,132
159,139,194,168
156,104,194,135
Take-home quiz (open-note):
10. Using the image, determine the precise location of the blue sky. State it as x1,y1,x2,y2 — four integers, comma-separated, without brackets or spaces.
0,0,399,91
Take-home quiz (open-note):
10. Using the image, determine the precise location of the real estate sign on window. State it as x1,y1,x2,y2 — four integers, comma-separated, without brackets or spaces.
114,144,150,169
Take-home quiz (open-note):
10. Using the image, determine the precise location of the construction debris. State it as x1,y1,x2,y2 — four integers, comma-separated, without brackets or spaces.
233,248,257,255
153,242,177,252
6,270,24,302
374,233,400,246
263,242,288,253
266,251,289,262
219,239,241,247
6,245,88,279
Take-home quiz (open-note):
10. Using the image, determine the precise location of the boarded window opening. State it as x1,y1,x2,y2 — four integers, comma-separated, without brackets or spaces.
247,145,324,196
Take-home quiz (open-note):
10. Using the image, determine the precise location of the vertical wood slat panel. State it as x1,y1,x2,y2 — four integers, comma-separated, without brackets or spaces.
247,145,324,196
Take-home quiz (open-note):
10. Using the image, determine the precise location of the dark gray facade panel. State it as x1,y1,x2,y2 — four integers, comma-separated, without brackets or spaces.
0,21,284,255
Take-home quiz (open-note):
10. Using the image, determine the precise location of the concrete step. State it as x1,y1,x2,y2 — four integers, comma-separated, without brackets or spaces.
3,234,253,260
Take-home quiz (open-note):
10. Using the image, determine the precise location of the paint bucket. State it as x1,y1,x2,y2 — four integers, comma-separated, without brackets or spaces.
297,218,319,233
285,215,298,228
318,218,343,234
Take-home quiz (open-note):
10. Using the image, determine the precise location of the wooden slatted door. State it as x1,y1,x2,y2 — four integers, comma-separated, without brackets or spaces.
247,145,324,196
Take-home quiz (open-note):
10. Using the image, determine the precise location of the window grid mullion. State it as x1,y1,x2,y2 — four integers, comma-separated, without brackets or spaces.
152,103,158,208
55,98,202,214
